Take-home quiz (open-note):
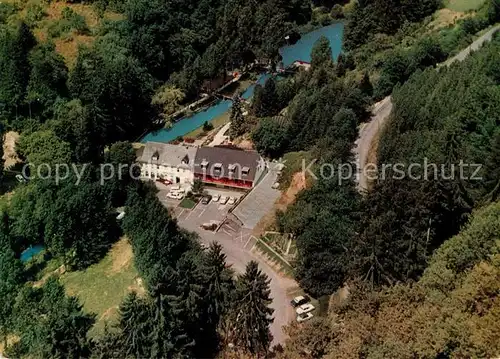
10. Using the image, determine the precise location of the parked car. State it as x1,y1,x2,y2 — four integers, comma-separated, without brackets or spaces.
170,185,181,191
166,192,183,200
166,192,179,199
228,197,236,205
200,222,218,231
297,312,314,323
220,196,229,204
290,295,310,307
295,303,315,315
212,194,221,202
201,195,212,205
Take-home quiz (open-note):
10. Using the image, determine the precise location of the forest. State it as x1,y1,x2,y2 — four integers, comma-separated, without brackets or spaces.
1,0,500,357
269,2,500,357
0,0,312,357
277,200,500,358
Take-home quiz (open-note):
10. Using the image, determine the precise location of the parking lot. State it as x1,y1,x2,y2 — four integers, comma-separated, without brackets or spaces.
155,178,295,344
232,162,281,228
176,200,228,226
156,184,245,231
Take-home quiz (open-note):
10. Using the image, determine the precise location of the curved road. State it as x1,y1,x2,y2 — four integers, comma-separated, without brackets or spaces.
355,24,500,191
164,167,297,345
197,228,297,345
171,24,500,348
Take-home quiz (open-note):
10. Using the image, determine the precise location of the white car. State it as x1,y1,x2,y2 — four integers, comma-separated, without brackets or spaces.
166,192,184,200
212,194,220,202
290,295,310,307
297,312,314,323
166,192,178,199
228,197,236,205
295,303,315,315
220,196,228,205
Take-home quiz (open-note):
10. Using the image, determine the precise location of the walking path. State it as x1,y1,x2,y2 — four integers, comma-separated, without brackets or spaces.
208,122,230,146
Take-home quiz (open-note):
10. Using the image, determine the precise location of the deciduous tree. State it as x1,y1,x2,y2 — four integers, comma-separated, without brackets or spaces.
311,36,333,69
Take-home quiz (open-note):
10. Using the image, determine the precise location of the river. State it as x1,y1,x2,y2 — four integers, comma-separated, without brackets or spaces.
141,23,344,144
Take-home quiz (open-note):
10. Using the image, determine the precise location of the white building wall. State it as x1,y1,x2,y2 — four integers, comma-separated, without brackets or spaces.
140,163,194,185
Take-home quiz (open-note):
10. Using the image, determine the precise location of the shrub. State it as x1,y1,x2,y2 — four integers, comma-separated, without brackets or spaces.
61,7,90,35
330,4,344,19
25,3,46,26
0,3,18,23
48,20,72,38
202,121,213,131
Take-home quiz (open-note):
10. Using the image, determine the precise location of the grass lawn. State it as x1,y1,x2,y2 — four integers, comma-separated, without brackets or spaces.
184,111,230,139
59,238,142,336
254,240,294,277
279,151,314,189
445,0,486,12
179,197,198,209
183,78,255,139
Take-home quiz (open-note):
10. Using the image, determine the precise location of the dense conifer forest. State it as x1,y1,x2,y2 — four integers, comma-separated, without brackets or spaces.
1,0,500,357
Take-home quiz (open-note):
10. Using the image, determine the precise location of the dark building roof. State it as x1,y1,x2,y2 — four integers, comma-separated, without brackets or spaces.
194,146,262,182
136,142,197,167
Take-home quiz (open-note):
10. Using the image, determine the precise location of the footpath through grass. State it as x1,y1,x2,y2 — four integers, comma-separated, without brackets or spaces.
184,111,229,139
59,237,142,336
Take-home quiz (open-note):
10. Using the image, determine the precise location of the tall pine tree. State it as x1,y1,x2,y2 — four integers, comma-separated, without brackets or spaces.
229,261,274,355
204,242,235,328
117,292,153,358
229,94,245,140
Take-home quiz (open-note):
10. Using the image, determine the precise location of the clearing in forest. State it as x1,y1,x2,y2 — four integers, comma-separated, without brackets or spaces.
445,0,486,12
60,237,143,336
4,0,123,66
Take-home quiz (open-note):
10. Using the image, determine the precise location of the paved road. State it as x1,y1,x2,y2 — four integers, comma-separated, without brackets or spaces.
177,209,297,345
443,24,500,66
354,96,393,192
158,173,297,345
355,24,500,191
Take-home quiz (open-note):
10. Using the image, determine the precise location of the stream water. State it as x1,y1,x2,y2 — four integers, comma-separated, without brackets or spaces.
20,244,45,263
141,23,344,144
